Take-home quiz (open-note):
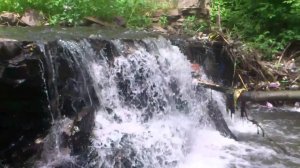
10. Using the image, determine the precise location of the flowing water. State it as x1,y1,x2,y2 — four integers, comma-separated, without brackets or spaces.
2,30,298,168
49,36,298,168
88,37,300,168
42,36,300,168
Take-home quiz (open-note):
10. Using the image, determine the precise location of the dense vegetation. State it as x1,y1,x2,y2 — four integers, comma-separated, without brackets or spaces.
211,0,300,59
0,0,172,27
1,0,299,59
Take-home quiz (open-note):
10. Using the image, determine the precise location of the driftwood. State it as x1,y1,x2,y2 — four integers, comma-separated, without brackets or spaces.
197,81,294,154
198,80,300,118
197,81,233,94
240,91,300,102
197,81,300,102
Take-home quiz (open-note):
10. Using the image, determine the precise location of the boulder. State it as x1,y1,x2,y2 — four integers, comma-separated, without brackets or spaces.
178,0,210,17
20,9,45,26
0,42,52,166
0,41,22,61
167,9,181,22
178,0,201,9
0,12,20,25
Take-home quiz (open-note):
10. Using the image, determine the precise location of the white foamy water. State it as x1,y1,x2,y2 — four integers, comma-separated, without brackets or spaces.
33,36,300,168
87,37,299,168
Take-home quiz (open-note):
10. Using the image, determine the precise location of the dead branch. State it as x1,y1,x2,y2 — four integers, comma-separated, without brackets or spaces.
240,90,300,102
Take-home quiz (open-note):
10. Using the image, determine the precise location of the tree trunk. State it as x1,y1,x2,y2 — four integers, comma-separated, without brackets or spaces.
197,81,300,102
240,91,300,102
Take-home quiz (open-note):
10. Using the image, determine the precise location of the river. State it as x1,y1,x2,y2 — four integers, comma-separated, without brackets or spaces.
0,28,299,168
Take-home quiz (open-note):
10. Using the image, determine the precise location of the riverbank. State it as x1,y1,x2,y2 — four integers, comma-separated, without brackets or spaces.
1,0,299,107
0,25,299,99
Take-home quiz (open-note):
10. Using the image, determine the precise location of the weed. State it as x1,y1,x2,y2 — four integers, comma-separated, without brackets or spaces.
210,0,300,60
159,16,168,27
0,0,172,27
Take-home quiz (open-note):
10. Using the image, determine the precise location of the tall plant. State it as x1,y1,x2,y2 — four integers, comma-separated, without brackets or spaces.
211,0,300,59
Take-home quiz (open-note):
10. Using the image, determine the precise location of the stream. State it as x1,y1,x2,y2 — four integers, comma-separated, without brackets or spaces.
0,28,299,168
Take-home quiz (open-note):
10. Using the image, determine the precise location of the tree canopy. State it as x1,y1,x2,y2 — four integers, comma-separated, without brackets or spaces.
1,0,299,58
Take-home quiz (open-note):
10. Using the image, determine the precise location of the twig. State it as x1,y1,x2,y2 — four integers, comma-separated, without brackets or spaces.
243,105,290,155
232,57,236,87
238,74,247,89
290,51,300,59
217,1,222,32
291,75,300,83
277,42,291,65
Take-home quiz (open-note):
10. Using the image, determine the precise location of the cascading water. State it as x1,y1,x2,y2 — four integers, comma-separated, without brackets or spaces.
90,37,212,167
16,35,299,168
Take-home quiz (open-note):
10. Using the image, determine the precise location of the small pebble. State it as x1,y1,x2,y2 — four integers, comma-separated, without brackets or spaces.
266,102,273,108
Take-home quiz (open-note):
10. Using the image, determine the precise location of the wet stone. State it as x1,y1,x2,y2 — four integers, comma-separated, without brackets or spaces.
0,41,22,61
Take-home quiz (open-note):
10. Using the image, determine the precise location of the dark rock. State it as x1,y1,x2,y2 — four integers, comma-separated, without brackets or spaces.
3,64,29,79
0,42,52,166
171,39,234,86
72,106,94,155
167,9,181,22
207,99,237,140
0,41,22,61
115,16,126,27
0,12,19,25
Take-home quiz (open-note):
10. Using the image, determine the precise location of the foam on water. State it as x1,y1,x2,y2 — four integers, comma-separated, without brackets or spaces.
91,37,285,168
43,36,298,168
34,36,299,168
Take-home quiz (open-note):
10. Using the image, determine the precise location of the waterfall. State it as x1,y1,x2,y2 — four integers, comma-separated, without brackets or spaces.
91,37,210,167
21,35,299,168
87,37,232,167
32,36,232,167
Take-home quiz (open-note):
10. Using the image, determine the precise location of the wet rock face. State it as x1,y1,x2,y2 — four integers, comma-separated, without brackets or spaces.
0,41,22,60
0,37,234,167
171,39,234,86
0,38,113,167
178,0,210,17
0,41,52,165
0,12,19,26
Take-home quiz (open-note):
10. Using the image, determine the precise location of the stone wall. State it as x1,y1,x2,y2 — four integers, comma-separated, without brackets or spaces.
178,0,211,17
0,40,52,165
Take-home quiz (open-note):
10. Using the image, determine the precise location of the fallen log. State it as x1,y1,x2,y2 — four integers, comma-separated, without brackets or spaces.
197,80,296,153
197,80,300,117
197,81,300,102
240,90,300,102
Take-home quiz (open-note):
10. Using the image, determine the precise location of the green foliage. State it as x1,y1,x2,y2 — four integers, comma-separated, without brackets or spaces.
211,0,300,59
183,16,209,35
0,0,171,27
159,16,168,27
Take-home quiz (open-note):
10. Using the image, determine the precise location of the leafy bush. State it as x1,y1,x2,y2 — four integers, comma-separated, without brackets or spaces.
183,16,209,35
159,16,168,27
0,0,171,27
211,0,300,59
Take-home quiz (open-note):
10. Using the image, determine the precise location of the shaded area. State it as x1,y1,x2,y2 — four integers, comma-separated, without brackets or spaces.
0,33,236,167
0,41,51,165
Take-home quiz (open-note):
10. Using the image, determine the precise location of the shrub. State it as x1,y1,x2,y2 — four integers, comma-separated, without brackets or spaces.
0,0,172,27
210,0,300,59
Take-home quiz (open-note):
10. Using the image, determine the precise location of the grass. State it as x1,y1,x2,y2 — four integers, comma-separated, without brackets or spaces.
0,0,175,27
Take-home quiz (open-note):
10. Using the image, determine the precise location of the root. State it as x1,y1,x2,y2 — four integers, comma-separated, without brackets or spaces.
241,102,291,156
